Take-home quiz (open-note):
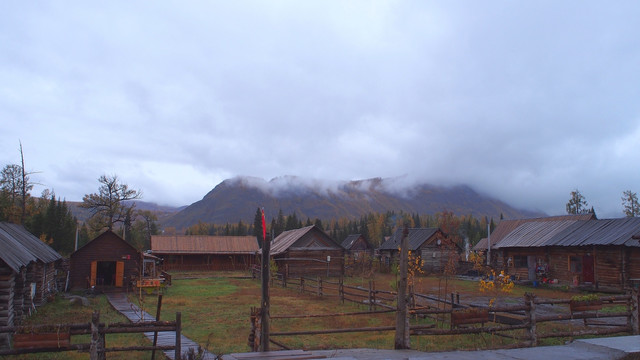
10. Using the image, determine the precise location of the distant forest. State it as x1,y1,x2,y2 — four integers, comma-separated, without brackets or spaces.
182,208,498,248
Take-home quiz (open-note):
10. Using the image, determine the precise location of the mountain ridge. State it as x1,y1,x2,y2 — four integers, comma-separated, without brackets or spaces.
163,176,544,230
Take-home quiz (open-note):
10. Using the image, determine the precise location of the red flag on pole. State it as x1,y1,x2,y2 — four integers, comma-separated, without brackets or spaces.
261,208,267,244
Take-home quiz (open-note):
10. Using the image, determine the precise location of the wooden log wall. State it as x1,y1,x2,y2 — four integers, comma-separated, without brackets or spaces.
502,248,546,281
279,250,343,277
595,247,624,289
628,248,640,281
420,245,447,273
502,246,636,290
0,266,15,350
12,268,26,324
32,262,57,306
161,254,255,271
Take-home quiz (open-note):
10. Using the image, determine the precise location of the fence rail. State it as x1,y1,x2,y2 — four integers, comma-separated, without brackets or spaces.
249,270,640,351
0,311,183,360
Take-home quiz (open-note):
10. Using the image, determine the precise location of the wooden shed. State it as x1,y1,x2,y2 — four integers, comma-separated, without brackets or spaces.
0,222,62,348
492,216,640,290
341,234,374,259
379,227,458,273
267,225,344,277
472,213,596,268
150,235,259,271
69,230,140,291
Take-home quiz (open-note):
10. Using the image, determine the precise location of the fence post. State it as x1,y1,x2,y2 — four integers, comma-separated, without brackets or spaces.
318,277,323,297
260,235,271,352
409,285,415,309
372,281,377,311
151,294,163,360
524,293,537,346
249,307,261,352
175,312,182,360
368,280,373,312
300,277,304,294
89,311,104,360
340,277,344,304
630,288,639,335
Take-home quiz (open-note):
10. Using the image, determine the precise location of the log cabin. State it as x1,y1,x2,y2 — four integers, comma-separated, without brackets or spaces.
266,225,344,277
472,213,596,269
483,216,640,290
378,227,458,273
341,234,374,259
0,222,62,348
69,230,140,291
150,235,258,271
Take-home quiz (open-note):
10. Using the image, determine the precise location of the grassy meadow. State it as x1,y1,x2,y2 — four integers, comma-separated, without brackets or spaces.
4,271,620,358
5,295,155,360
135,271,589,355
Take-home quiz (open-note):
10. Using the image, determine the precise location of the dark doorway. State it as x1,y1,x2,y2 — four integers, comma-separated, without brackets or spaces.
582,255,595,283
527,256,536,281
97,261,116,286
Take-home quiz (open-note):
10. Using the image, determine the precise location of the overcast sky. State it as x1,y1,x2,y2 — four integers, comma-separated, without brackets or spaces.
2,1,639,218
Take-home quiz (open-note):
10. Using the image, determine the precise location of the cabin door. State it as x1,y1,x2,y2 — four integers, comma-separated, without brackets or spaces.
115,261,125,287
582,255,595,283
527,256,536,281
90,261,97,287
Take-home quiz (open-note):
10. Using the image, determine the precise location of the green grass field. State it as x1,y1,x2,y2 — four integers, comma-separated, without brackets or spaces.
5,272,630,358
5,294,156,360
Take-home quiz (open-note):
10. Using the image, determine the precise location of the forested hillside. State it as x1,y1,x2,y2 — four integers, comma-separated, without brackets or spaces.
163,176,543,231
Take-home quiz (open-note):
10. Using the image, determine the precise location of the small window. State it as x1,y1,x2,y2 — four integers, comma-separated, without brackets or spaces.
513,255,528,268
569,256,582,273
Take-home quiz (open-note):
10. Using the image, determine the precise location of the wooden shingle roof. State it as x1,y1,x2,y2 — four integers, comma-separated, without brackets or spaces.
0,222,62,272
341,234,361,249
379,228,442,251
267,225,341,255
151,235,259,254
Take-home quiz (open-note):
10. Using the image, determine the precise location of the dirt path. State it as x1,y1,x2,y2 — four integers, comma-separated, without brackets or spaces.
105,292,217,360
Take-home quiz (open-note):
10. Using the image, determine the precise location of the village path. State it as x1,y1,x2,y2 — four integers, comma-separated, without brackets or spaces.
105,292,217,360
223,335,640,360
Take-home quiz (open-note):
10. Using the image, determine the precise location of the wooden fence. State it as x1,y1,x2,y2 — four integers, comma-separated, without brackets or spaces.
249,271,640,351
0,311,183,360
250,269,459,311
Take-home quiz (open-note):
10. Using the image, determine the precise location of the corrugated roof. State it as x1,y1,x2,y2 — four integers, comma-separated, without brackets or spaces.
151,235,259,254
548,217,640,247
379,228,440,251
494,220,582,248
0,222,62,272
473,214,596,250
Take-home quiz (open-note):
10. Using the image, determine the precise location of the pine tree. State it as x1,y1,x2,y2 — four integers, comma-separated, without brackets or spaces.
253,207,264,239
566,189,589,214
274,209,285,236
622,190,639,217
26,193,76,255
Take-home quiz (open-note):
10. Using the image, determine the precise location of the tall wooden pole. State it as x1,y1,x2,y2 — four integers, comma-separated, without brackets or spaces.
151,294,163,360
260,234,271,352
394,225,410,349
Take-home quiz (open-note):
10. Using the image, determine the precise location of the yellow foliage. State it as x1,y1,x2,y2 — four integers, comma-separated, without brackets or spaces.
396,248,425,286
477,267,514,307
